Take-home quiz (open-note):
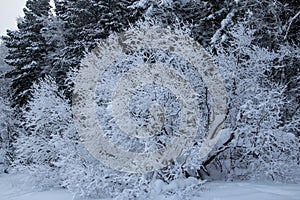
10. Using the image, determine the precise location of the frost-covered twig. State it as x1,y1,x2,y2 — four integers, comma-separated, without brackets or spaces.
284,10,300,40
210,9,236,45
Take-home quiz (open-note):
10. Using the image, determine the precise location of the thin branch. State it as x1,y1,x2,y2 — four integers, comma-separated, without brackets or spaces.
284,10,300,40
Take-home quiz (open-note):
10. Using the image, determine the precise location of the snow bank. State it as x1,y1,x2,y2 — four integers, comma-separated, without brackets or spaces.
0,173,299,200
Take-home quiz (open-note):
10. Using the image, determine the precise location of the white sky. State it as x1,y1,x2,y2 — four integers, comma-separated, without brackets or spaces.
0,0,27,36
0,0,55,37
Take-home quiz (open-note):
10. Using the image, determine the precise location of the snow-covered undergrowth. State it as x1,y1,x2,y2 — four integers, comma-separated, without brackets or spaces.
1,173,299,200
6,24,299,199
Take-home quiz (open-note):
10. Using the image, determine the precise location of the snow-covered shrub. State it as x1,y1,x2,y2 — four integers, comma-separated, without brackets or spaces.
62,43,209,198
14,76,74,189
93,47,208,175
210,23,300,182
10,41,209,197
59,136,206,199
60,147,151,199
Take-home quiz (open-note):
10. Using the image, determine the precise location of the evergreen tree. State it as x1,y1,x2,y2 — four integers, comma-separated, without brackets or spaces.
0,97,13,173
0,43,11,99
52,0,144,95
2,0,52,107
133,0,236,47
0,42,14,173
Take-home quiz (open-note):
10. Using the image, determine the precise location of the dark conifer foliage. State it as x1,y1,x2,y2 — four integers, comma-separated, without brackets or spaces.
2,0,52,107
134,0,235,47
52,0,145,95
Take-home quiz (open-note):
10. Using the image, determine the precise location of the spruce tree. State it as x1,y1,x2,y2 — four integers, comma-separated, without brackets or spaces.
53,0,144,94
134,0,235,47
2,0,51,107
0,97,13,173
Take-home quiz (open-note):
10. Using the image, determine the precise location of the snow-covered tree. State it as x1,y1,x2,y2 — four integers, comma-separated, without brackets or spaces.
133,0,236,47
2,0,52,107
14,76,74,188
210,0,300,135
51,0,144,96
0,97,13,173
206,23,300,182
60,25,210,198
40,14,66,75
0,43,14,173
0,43,12,100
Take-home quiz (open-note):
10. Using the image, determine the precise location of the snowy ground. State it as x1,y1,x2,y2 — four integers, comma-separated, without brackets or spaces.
1,173,299,200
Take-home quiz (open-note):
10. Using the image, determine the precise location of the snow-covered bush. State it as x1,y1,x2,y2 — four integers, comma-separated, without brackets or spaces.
209,23,300,182
60,149,151,199
14,76,74,188
59,139,206,199
61,40,209,198
10,42,208,198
